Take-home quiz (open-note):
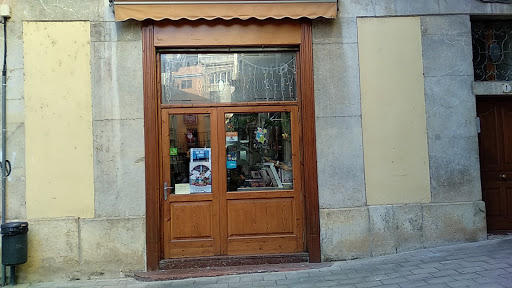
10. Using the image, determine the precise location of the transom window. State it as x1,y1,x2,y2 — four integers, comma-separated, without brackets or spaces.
160,52,297,104
472,21,512,81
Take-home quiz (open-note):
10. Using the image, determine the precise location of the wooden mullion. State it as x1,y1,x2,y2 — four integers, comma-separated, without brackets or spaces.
160,101,298,109
142,22,161,271
300,21,321,263
217,107,229,255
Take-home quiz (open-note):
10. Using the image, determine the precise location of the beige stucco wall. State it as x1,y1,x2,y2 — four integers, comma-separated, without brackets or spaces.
23,21,94,219
358,17,431,205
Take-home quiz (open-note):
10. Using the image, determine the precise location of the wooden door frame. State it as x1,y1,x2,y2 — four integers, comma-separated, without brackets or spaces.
142,19,320,271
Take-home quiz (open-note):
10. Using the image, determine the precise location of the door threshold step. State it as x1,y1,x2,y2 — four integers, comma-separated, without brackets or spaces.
133,261,331,282
158,252,309,270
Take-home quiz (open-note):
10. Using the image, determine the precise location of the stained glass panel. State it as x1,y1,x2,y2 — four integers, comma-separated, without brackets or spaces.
472,21,512,81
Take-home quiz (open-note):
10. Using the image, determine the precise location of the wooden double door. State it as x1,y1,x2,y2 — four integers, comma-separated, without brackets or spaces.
160,105,304,258
477,97,512,231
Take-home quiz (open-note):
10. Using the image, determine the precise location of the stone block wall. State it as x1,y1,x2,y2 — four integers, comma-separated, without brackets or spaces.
313,0,504,261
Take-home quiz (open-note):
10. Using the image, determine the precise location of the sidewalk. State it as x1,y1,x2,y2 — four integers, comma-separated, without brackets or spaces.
17,237,512,288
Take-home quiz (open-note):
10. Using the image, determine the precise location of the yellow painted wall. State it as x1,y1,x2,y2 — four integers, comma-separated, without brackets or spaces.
358,17,431,205
24,22,94,218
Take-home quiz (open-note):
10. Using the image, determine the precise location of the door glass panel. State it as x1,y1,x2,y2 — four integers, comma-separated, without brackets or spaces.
169,114,212,194
225,112,293,192
161,52,297,104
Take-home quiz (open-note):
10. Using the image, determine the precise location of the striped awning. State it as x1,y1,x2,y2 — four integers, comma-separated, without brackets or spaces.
112,0,338,21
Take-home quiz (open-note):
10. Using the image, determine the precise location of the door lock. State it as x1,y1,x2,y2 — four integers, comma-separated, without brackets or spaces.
500,174,507,180
163,182,173,200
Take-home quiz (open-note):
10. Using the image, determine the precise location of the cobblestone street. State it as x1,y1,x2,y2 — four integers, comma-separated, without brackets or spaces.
16,237,512,288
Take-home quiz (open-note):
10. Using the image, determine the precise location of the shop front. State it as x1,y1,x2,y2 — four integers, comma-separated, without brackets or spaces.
111,0,337,269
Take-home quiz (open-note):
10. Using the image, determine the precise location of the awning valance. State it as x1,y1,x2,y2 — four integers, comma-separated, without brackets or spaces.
112,0,338,21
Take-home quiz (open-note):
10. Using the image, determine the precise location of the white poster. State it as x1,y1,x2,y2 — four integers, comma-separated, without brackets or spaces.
189,162,212,193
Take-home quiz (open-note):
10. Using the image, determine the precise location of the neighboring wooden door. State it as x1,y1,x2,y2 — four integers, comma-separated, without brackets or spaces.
161,106,303,258
477,97,512,231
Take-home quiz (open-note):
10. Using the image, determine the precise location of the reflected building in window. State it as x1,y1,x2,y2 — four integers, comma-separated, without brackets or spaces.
161,52,297,104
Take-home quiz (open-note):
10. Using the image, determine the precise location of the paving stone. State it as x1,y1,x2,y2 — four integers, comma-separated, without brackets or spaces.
249,281,276,287
355,281,383,288
379,285,401,288
381,277,409,285
323,273,350,281
430,270,460,278
476,268,509,277
192,277,218,285
418,262,442,269
468,284,507,288
346,272,373,279
170,279,195,287
275,278,301,285
299,276,324,283
417,284,450,288
262,274,286,281
238,275,264,282
396,279,428,288
450,273,481,281
436,264,464,271
404,274,433,281
411,268,439,274
473,276,502,284
315,280,340,287
426,276,455,284
290,283,323,288
216,276,241,283
446,279,479,287
482,263,511,270
455,266,486,274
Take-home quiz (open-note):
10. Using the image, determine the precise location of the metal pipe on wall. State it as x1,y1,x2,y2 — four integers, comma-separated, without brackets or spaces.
1,16,8,287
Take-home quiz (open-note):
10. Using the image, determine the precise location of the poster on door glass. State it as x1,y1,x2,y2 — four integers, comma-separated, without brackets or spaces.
190,148,211,162
189,162,212,193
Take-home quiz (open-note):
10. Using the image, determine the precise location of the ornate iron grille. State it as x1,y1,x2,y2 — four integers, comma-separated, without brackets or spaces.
472,21,512,81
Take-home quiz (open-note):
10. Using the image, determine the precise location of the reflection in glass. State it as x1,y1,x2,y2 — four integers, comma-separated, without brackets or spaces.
169,114,211,194
225,112,293,192
161,53,297,104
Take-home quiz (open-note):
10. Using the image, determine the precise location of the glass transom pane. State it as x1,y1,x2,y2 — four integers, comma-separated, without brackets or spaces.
161,53,297,103
472,21,512,81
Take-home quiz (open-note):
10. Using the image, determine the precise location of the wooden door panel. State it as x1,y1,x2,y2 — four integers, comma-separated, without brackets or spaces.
227,236,298,255
167,201,215,257
486,184,512,231
170,201,213,239
227,198,295,237
501,102,512,169
482,186,505,217
478,101,500,171
507,185,512,217
167,239,215,258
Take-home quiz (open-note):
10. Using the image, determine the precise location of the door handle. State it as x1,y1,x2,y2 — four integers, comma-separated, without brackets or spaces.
500,174,507,180
163,182,173,200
